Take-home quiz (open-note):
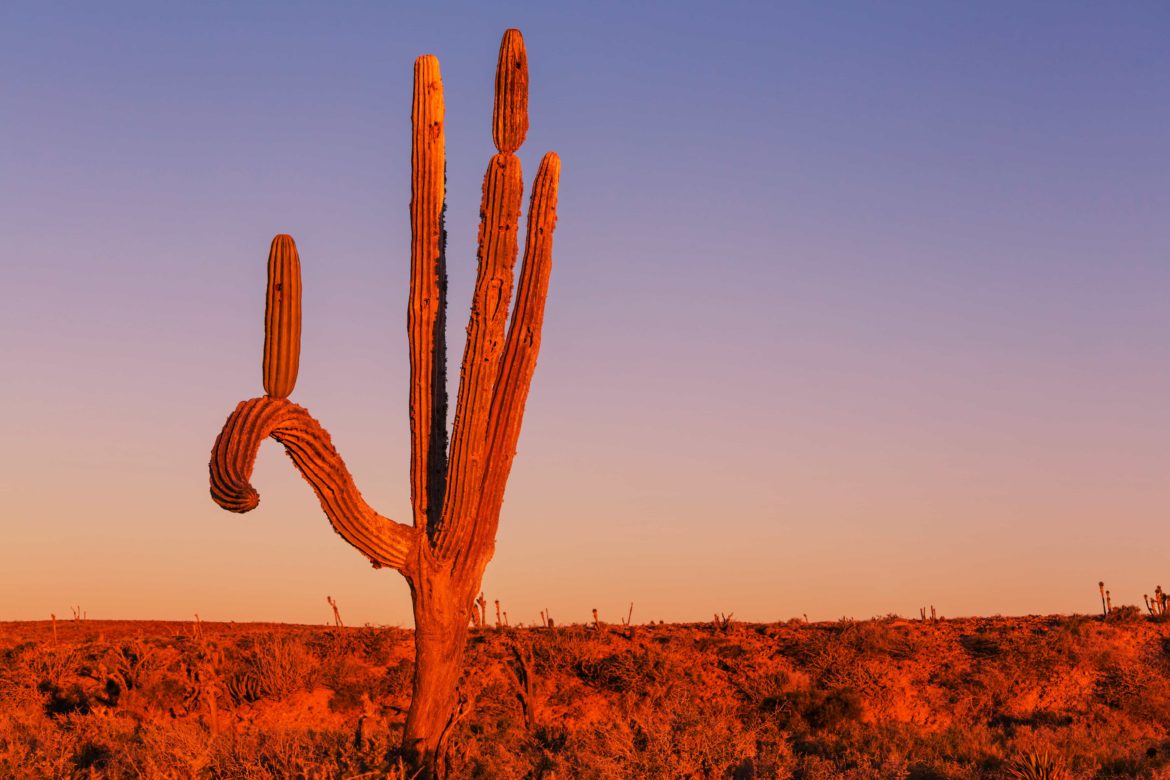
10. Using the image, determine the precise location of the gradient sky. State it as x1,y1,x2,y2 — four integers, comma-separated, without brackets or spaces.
1,2,1167,626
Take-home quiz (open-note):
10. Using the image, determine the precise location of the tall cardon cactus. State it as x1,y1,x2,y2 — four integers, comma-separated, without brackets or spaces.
208,29,560,777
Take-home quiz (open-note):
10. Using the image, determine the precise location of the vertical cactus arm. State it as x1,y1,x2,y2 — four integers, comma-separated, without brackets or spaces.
409,54,449,535
436,154,524,560
262,234,302,399
462,152,560,576
210,396,419,572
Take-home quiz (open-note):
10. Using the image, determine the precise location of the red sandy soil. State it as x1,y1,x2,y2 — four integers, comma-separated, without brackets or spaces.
1,614,1168,778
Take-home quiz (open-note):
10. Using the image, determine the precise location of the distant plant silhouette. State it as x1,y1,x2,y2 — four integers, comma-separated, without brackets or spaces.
1145,585,1168,617
207,29,560,778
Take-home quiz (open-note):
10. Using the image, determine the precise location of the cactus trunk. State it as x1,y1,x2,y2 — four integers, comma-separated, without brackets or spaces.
402,569,475,778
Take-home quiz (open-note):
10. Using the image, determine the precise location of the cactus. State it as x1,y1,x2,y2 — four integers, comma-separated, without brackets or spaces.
207,29,560,778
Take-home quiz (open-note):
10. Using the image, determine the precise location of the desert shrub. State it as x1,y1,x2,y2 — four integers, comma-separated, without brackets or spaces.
1094,664,1146,710
806,687,863,731
796,630,864,688
763,686,863,734
959,633,1003,659
108,637,162,691
351,626,405,666
534,722,570,753
717,641,749,659
249,635,320,700
322,656,377,713
846,619,921,660
39,679,93,717
204,727,404,779
1109,606,1144,624
73,741,113,772
902,766,948,780
990,709,1074,736
1094,744,1170,779
1059,613,1096,636
524,625,594,677
574,650,670,694
115,719,218,776
26,644,80,691
383,657,414,696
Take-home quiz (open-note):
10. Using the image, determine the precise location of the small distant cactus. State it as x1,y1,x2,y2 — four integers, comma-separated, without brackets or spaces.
208,29,561,778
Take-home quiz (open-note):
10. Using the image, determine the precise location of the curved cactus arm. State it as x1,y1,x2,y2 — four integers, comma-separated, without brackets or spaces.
210,396,419,571
409,54,449,536
460,152,561,576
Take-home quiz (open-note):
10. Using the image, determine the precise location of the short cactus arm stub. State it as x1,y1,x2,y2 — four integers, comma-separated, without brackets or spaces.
210,396,419,572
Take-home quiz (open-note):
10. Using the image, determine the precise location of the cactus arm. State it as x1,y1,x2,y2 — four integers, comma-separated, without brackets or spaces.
262,235,301,399
435,34,530,559
210,396,418,571
436,154,523,559
409,54,449,535
461,152,560,575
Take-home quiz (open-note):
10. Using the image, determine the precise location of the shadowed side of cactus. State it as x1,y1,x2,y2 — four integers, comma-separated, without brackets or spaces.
208,28,561,780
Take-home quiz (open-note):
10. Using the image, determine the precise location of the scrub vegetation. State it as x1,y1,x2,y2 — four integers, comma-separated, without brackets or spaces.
2,614,1169,778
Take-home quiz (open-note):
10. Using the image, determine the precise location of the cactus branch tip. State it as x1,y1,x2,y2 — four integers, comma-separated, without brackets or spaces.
493,28,529,154
414,54,442,85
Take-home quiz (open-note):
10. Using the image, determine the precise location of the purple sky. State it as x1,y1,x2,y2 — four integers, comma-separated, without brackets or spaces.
1,2,1167,625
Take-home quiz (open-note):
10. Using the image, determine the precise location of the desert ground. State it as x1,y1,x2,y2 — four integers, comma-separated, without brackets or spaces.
1,612,1168,778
